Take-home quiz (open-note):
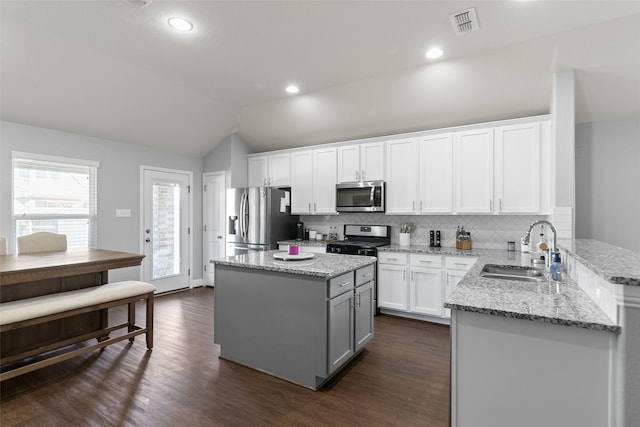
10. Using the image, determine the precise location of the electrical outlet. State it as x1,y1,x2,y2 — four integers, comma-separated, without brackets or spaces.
116,209,131,218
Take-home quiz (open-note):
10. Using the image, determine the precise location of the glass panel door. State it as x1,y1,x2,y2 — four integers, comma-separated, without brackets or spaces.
142,168,190,293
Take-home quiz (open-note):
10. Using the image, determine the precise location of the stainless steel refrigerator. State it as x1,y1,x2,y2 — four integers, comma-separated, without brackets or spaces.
226,187,299,256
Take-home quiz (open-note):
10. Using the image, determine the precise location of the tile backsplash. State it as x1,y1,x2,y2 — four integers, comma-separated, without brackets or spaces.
300,213,548,250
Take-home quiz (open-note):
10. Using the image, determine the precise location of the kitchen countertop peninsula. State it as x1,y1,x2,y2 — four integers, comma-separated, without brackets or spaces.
442,248,619,333
448,239,639,426
560,238,640,286
212,250,375,278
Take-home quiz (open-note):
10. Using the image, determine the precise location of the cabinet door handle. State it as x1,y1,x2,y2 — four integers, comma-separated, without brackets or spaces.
412,201,415,211
420,200,423,211
386,257,398,261
420,260,432,263
362,170,365,180
314,202,317,212
403,270,406,280
356,170,360,180
308,202,311,212
339,281,352,287
500,198,503,211
454,262,468,266
362,272,373,278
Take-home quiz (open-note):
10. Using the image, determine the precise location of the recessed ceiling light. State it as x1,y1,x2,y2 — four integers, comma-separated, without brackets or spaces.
285,85,300,94
168,17,193,32
425,48,444,59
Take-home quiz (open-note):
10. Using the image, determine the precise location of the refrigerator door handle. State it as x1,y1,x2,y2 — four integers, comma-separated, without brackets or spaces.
239,192,246,238
242,191,250,239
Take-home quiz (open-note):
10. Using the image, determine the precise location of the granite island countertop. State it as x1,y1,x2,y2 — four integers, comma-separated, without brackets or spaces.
443,248,620,333
211,250,376,279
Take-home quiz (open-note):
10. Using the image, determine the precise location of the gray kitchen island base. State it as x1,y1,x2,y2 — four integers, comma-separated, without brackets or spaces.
214,257,375,390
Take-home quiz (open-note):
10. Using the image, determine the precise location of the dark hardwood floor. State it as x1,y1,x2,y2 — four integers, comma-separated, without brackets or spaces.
1,287,450,426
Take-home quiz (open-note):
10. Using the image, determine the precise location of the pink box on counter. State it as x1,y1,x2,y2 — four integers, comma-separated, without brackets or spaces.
288,245,299,255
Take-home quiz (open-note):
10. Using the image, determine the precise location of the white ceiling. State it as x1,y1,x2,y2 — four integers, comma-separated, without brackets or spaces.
1,1,639,156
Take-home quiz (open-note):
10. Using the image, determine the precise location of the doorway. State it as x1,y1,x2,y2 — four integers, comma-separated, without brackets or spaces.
141,167,192,293
203,172,226,285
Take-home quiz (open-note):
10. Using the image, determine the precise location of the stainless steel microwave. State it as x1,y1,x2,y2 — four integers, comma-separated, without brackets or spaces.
336,181,385,212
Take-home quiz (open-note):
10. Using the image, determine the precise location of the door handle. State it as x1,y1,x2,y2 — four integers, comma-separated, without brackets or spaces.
217,235,222,239
145,238,151,243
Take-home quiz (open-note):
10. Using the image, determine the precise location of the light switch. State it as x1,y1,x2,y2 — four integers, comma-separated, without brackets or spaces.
116,209,132,218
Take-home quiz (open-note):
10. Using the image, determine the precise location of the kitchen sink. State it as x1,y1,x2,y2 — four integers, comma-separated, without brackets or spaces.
480,264,546,282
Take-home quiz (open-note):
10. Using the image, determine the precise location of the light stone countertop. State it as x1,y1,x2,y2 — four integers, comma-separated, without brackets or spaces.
443,248,620,333
559,239,640,286
379,244,480,257
211,250,376,279
277,239,330,248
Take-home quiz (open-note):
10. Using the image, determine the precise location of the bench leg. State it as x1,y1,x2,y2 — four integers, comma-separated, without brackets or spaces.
146,294,154,349
128,301,136,343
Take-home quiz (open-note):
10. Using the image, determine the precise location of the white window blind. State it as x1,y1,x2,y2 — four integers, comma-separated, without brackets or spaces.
12,152,99,249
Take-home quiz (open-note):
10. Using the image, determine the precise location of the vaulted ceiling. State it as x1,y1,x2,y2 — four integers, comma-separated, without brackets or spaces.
1,1,639,156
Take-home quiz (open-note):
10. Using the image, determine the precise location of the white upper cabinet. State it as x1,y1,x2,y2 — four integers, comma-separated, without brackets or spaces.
312,147,337,214
337,142,384,183
454,128,494,214
337,145,359,183
290,147,337,215
247,155,268,187
290,151,313,214
385,138,418,214
248,152,290,187
418,133,453,213
494,122,541,213
360,142,385,182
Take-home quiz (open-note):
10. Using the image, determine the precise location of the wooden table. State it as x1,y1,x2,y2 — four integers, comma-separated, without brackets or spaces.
0,248,144,359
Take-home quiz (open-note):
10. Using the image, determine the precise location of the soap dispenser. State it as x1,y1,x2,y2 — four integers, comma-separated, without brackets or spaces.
550,251,563,282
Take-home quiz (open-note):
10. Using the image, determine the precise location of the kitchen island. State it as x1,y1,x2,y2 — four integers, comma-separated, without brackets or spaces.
211,250,376,390
445,240,640,427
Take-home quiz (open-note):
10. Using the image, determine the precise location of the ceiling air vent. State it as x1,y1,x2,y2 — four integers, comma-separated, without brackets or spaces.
122,0,152,7
449,7,480,36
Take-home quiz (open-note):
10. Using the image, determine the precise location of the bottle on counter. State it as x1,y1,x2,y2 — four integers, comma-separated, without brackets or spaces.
550,251,563,282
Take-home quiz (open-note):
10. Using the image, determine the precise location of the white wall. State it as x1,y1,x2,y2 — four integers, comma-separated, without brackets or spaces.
575,118,640,252
0,121,204,281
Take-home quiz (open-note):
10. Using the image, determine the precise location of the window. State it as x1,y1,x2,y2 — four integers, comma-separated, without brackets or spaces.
12,152,99,249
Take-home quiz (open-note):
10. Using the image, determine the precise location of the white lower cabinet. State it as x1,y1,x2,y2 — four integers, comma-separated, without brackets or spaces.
443,256,477,318
378,251,477,322
377,253,408,311
410,267,443,317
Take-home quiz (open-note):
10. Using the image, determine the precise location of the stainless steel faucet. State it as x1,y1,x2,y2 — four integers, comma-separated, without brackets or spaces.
521,220,558,253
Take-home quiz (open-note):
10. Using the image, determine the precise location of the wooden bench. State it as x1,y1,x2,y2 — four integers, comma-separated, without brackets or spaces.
0,280,155,382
